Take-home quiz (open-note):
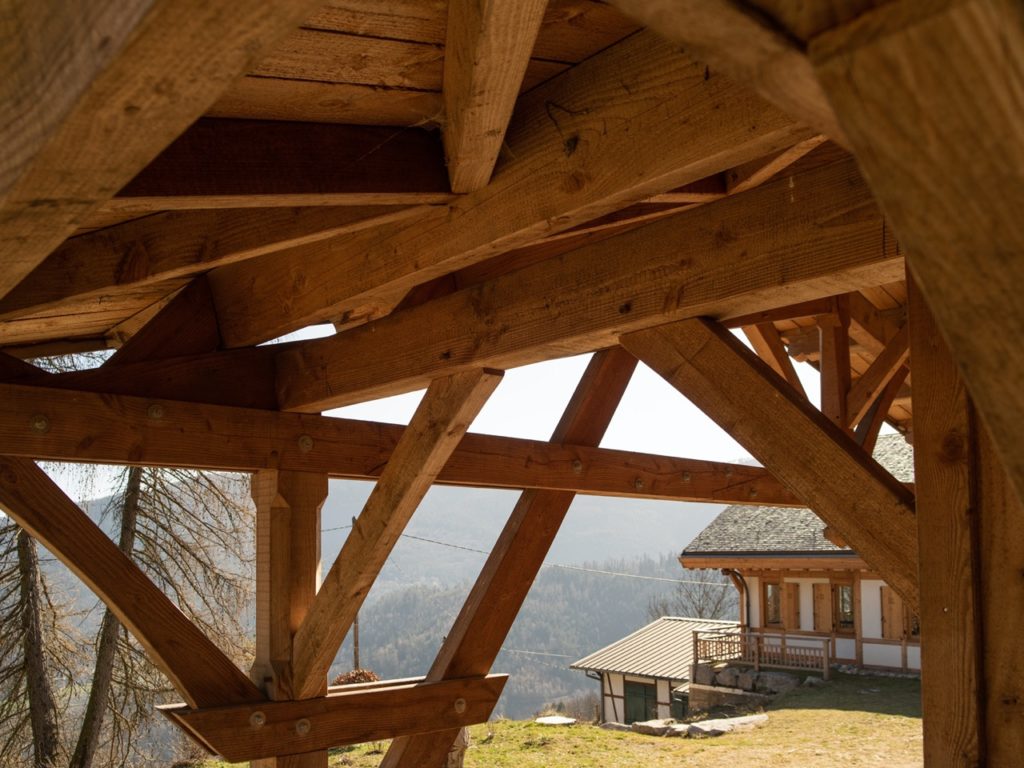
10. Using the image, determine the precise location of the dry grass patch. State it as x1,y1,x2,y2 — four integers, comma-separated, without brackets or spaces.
200,672,921,768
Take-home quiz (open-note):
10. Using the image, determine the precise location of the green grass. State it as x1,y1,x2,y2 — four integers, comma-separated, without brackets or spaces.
200,673,922,768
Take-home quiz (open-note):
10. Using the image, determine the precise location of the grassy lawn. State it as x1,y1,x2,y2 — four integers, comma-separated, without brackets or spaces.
201,673,922,768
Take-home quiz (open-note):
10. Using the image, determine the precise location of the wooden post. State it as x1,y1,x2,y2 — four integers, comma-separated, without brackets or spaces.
251,470,328,768
821,640,830,681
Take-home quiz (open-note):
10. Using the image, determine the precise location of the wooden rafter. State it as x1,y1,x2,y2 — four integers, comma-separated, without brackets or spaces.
846,323,910,428
606,0,846,143
854,366,908,454
290,369,502,700
724,135,828,195
0,381,808,506
0,457,263,708
102,277,221,367
382,347,637,767
206,29,815,348
276,153,903,412
620,318,919,605
0,0,321,301
108,120,451,212
442,0,547,192
742,322,806,397
162,674,507,763
0,206,423,324
811,0,1024,506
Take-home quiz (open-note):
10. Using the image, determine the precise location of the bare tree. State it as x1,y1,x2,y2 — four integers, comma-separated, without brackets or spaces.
0,519,82,768
1,462,255,768
648,570,738,621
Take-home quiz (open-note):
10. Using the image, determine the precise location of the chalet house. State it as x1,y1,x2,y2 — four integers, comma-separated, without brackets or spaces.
681,434,920,674
571,617,739,724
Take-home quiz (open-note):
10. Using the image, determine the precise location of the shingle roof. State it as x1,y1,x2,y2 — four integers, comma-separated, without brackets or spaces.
683,433,913,556
571,616,739,681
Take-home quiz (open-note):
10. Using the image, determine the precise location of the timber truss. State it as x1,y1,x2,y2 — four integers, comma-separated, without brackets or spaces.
1,1,1021,765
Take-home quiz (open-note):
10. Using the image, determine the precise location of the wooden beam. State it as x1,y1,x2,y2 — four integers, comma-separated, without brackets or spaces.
162,675,506,763
847,323,910,428
382,347,637,767
810,0,1024,505
854,365,908,454
724,135,828,195
290,369,502,700
0,206,423,323
909,277,983,766
620,318,918,605
107,120,451,213
0,457,263,708
102,277,220,367
442,0,547,191
817,298,851,428
250,470,328,767
606,0,846,143
0,1,320,300
276,152,903,411
742,322,806,397
207,29,816,347
0,381,804,506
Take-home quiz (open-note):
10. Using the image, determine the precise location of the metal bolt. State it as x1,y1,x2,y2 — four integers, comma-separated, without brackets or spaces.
571,459,583,474
250,711,266,728
749,488,758,499
30,414,49,434
453,698,467,715
634,478,645,490
295,718,311,736
298,434,314,453
682,472,691,482
147,403,165,420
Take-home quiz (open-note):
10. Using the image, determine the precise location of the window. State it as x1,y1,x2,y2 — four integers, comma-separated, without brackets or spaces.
833,583,855,634
764,581,782,626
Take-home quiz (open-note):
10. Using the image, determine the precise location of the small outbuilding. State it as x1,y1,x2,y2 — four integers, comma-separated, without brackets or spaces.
571,617,739,724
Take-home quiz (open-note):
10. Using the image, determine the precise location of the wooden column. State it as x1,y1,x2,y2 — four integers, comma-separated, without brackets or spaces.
250,470,328,768
911,277,1024,766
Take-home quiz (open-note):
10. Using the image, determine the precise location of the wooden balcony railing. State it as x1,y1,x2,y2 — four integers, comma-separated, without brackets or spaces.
693,630,831,681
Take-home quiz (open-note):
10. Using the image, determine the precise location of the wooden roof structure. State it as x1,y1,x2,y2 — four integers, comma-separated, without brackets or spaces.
1,1,1021,765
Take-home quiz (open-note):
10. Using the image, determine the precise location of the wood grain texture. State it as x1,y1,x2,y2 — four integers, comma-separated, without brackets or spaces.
0,0,321,300
620,318,918,605
908,276,983,766
0,457,263,708
382,347,637,768
276,153,903,412
0,381,803,506
110,119,451,211
846,322,909,427
163,675,506,763
208,29,814,347
742,322,806,397
290,369,502,700
607,0,847,143
811,0,1024,506
817,298,851,428
442,0,547,192
0,206,422,322
208,77,444,127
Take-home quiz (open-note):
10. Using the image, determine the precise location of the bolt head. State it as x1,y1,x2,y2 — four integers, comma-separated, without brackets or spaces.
250,711,266,728
147,403,165,420
298,434,314,453
30,414,50,434
295,718,311,736
453,698,467,715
